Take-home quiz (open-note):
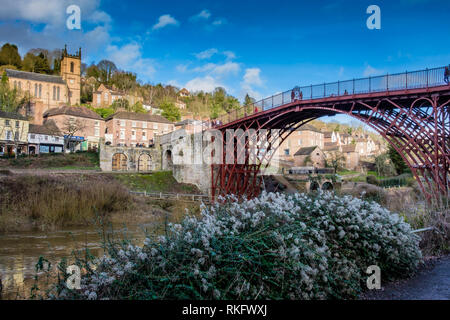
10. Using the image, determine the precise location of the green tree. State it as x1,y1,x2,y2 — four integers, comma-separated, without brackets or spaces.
131,101,146,113
0,43,22,68
160,101,180,122
0,71,31,112
388,144,408,175
375,151,397,177
111,98,129,111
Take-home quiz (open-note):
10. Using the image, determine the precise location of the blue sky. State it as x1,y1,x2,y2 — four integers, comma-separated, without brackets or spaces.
0,0,449,105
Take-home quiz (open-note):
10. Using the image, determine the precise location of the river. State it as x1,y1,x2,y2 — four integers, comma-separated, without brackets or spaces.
0,221,158,299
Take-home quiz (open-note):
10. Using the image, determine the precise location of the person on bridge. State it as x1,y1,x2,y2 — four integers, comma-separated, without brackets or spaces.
291,89,295,102
299,91,303,100
445,66,450,84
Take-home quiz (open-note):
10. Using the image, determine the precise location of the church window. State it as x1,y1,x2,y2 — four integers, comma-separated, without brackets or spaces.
70,62,74,73
39,84,42,98
35,84,38,96
57,87,60,100
53,86,56,100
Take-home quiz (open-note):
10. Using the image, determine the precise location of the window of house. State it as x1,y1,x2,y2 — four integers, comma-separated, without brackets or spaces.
284,149,289,155
298,139,302,146
57,87,60,100
153,123,158,130
120,130,125,139
142,131,146,137
6,131,12,140
5,120,10,126
97,94,101,104
30,134,35,139
142,122,147,129
15,121,19,128
14,131,19,140
120,120,125,127
35,84,38,96
38,84,42,98
132,121,137,127
95,127,100,137
95,121,99,126
45,135,48,141
53,86,56,100
131,130,136,140
104,92,108,102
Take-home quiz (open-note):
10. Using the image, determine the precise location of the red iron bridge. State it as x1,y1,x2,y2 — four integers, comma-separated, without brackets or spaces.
210,66,450,202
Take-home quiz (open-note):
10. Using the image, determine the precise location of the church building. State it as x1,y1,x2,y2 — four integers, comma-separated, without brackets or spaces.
5,45,81,125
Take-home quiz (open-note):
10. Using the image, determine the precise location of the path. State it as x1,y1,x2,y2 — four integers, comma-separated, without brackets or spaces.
363,255,450,300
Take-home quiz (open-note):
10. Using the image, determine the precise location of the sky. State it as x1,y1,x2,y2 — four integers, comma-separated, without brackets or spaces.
0,0,449,108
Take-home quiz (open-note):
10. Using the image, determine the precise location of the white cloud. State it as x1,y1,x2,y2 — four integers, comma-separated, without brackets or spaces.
223,51,236,60
243,68,263,86
363,65,383,77
212,18,227,26
241,68,264,100
211,62,240,76
195,48,218,60
190,9,211,21
152,14,179,30
106,43,156,79
185,76,225,93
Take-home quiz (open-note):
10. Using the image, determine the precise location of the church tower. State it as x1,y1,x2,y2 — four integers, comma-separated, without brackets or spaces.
60,45,81,105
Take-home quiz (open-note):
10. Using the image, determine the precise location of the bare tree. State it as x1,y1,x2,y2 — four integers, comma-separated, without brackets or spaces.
326,150,346,173
61,117,86,153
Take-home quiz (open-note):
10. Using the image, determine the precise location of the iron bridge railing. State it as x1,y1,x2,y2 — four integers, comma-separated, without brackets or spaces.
213,66,449,126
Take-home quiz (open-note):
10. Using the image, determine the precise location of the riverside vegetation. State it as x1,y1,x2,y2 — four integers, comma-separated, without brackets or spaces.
33,191,422,300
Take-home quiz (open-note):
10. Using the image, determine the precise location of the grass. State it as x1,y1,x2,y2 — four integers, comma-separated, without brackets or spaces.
0,152,100,170
337,170,360,176
0,174,133,232
113,171,200,194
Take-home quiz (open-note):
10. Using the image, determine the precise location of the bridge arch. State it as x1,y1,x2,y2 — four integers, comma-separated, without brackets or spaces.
211,76,450,201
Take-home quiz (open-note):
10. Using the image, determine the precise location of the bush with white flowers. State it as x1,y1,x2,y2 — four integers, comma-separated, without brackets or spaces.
49,191,421,300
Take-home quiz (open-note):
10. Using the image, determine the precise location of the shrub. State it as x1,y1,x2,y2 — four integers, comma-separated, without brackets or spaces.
366,175,378,185
44,192,421,300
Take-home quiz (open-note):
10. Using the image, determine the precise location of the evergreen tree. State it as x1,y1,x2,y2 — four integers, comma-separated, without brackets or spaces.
0,43,22,68
388,144,408,175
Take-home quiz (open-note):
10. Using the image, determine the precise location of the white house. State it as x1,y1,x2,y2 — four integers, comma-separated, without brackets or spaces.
28,120,64,154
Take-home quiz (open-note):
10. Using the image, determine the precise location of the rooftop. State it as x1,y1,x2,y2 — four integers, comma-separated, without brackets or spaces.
106,111,172,124
298,123,322,133
341,144,356,153
5,69,66,85
294,146,318,156
44,106,103,120
0,110,28,121
29,120,62,136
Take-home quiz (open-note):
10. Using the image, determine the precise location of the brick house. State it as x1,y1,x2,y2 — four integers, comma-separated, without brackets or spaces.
341,144,360,170
280,123,324,160
43,106,105,151
293,146,326,168
92,84,143,108
105,111,174,147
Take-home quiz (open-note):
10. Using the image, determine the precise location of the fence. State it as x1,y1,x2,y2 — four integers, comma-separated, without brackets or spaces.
130,191,210,203
214,66,449,126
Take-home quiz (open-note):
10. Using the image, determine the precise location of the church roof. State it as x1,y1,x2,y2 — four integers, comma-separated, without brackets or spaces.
5,69,66,85
106,111,172,124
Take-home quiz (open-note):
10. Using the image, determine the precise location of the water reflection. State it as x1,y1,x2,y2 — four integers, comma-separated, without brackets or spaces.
0,221,156,299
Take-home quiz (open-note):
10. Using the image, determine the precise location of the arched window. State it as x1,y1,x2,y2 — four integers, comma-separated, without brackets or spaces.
70,62,74,73
39,84,42,98
53,86,56,100
13,81,16,89
34,84,38,96
18,82,21,90
57,87,60,100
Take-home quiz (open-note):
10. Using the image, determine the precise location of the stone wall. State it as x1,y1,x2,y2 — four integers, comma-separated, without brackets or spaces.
100,143,161,172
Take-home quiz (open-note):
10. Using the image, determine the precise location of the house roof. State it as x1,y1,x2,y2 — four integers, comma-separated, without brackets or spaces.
294,146,318,156
5,69,66,85
106,111,172,124
298,123,322,133
29,120,62,136
44,106,103,120
341,144,356,153
0,110,28,121
323,132,332,138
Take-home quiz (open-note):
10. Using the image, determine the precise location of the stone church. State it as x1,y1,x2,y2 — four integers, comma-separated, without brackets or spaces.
5,45,81,125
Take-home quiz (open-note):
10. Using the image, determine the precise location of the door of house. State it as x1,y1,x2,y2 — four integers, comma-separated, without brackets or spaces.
138,154,151,172
112,153,127,171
